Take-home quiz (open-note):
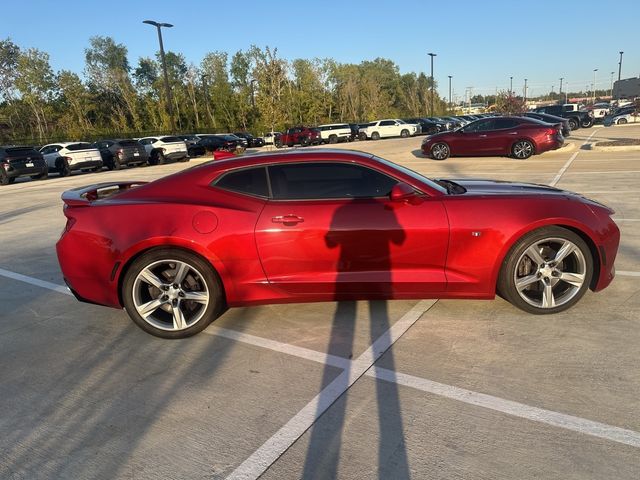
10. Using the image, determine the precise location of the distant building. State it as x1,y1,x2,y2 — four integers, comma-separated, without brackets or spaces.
613,77,640,99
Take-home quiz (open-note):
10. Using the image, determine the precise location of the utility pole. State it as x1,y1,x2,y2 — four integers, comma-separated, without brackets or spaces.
524,78,528,104
618,51,624,81
448,75,452,112
593,68,598,104
428,53,437,116
509,76,513,95
610,71,614,99
143,20,175,133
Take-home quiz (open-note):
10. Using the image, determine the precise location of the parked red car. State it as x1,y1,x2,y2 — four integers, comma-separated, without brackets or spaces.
277,126,322,147
422,116,564,160
57,150,618,338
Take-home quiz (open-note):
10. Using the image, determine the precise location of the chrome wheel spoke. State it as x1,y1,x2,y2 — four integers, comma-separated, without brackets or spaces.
542,282,556,308
554,241,575,263
559,271,585,288
516,274,540,291
140,269,164,289
525,245,546,266
183,291,208,304
173,262,190,285
138,298,164,318
172,303,187,330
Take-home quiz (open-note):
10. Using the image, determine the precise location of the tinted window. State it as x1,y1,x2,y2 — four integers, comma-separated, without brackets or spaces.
493,118,520,129
465,119,493,132
5,147,39,156
268,163,398,200
160,136,181,143
215,167,268,197
380,120,395,126
118,140,139,146
66,143,93,151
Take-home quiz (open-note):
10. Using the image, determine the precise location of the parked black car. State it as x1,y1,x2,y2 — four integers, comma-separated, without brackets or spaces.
0,146,48,185
532,105,594,129
92,139,149,170
177,135,207,157
234,132,265,148
197,134,243,153
523,112,571,137
403,118,440,135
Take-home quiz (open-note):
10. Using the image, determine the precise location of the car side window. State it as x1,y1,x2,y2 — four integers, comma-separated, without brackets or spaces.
214,167,269,197
268,163,398,200
493,118,519,129
380,120,394,126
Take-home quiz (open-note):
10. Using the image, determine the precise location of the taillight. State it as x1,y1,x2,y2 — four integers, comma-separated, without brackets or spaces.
60,215,76,237
545,128,556,135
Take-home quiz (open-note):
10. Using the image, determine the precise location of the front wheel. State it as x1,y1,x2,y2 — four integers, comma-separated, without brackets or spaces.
400,129,409,138
122,249,224,339
511,140,534,159
581,117,594,128
430,142,450,160
498,226,593,314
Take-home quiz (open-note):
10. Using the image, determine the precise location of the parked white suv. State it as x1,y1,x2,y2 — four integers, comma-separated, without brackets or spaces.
139,136,188,165
39,142,103,176
360,119,418,140
317,123,353,143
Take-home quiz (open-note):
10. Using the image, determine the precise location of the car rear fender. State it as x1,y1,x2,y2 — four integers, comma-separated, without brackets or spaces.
116,239,233,308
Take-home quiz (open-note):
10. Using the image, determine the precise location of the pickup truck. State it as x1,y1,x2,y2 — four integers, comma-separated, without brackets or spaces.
531,105,594,130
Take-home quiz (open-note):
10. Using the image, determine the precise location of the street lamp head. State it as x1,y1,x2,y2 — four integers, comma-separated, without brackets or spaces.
428,52,437,57
594,68,598,72
143,20,173,28
619,51,624,55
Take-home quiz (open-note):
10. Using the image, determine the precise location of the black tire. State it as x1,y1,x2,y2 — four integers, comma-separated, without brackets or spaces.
112,157,122,170
178,156,190,163
31,169,48,180
581,117,594,128
156,151,166,165
300,136,310,147
57,158,71,177
371,131,380,140
430,142,450,160
618,118,627,125
400,129,409,138
511,139,535,160
428,127,439,135
567,118,579,130
328,135,338,144
498,226,593,315
359,132,367,141
122,248,225,339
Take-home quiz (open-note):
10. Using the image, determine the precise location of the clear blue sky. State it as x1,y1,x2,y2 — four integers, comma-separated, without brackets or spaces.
4,0,639,99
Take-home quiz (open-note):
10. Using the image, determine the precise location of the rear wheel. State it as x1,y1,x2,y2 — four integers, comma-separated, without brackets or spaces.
511,140,534,159
618,118,628,125
371,132,380,140
57,158,71,177
567,118,578,130
328,135,338,144
581,117,594,128
0,171,12,185
430,142,450,160
122,249,224,339
498,226,593,314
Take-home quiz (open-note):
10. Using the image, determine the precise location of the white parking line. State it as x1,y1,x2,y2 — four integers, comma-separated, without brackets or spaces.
550,130,598,187
0,268,72,296
227,299,438,480
2,267,640,473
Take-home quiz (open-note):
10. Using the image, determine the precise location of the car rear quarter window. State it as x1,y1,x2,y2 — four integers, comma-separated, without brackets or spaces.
268,163,398,200
214,167,269,198
160,136,181,143
118,140,140,146
66,143,93,151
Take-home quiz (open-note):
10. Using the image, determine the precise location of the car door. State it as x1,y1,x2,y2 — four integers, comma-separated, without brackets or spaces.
378,120,396,137
453,119,495,155
254,162,449,298
486,118,522,154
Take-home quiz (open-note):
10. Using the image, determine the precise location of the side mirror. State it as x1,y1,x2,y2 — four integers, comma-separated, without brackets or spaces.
390,182,415,201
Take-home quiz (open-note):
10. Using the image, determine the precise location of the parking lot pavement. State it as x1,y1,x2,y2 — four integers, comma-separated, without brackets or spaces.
1,128,639,479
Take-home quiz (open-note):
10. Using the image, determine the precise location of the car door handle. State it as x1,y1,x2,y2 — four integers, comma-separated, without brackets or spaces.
272,215,304,225
508,132,518,135
479,134,487,138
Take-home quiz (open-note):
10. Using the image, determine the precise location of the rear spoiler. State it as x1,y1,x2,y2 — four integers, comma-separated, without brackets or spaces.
61,181,148,207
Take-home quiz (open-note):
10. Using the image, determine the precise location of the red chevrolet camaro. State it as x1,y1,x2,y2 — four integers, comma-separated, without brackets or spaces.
421,116,565,160
56,150,619,338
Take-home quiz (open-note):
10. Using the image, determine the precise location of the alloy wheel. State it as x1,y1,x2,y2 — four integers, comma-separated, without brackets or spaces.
513,237,587,309
513,141,533,159
431,143,449,160
132,259,210,332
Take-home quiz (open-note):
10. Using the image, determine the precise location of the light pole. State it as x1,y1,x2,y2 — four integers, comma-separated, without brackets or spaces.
610,71,614,99
448,75,452,112
559,77,564,100
428,52,437,116
143,20,175,133
524,78,528,104
509,76,513,95
593,68,598,104
618,51,624,81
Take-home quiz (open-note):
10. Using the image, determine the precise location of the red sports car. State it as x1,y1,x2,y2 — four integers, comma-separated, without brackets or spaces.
422,116,564,160
56,150,619,338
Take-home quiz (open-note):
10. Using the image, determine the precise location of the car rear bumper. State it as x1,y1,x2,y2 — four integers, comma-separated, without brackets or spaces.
537,136,564,153
165,151,188,160
4,163,48,178
69,160,103,171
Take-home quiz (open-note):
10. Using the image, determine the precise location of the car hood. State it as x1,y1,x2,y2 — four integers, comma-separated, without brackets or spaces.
446,178,571,196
